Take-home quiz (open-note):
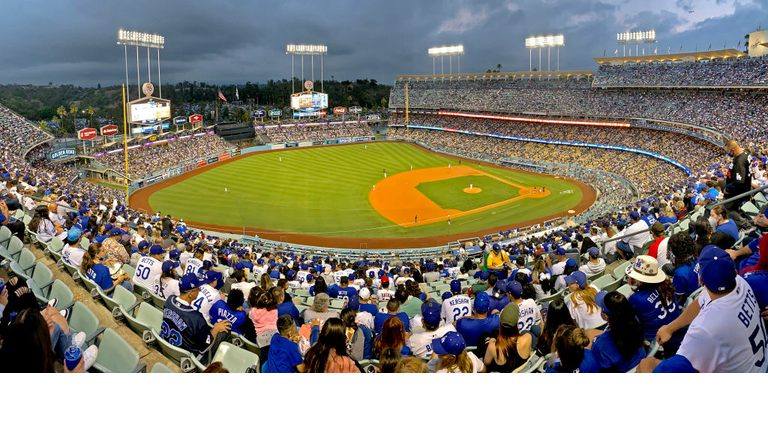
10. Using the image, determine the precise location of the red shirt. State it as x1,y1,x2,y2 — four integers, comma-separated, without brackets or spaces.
648,237,665,259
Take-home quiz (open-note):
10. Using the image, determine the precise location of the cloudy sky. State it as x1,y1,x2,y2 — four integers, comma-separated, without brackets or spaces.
0,0,763,87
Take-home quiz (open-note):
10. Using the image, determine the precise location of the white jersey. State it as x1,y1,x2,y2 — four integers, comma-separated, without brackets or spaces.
62,245,85,268
231,281,256,300
677,277,767,373
192,284,222,322
377,288,394,302
288,280,301,289
334,270,347,284
296,271,309,283
184,258,203,276
152,275,180,300
407,324,457,357
366,268,380,279
133,256,163,289
516,299,541,333
441,295,472,324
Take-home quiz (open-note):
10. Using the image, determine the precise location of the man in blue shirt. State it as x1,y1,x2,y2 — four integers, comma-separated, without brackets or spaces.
373,299,410,334
358,287,379,316
333,276,357,300
273,287,302,326
455,292,499,347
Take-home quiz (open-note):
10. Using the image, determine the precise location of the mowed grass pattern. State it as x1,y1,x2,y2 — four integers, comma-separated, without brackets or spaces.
146,142,584,238
415,176,520,212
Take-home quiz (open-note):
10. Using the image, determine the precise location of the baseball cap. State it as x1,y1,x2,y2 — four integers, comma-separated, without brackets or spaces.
202,260,213,270
555,247,566,256
203,270,223,289
640,205,649,214
179,273,203,292
104,223,114,233
563,271,587,288
625,255,666,284
594,291,609,316
696,245,736,292
162,230,169,237
149,245,164,255
588,247,600,258
169,249,180,260
450,280,462,294
287,270,296,279
78,207,89,215
345,295,360,311
269,269,280,278
358,287,371,300
162,260,180,274
492,280,507,298
431,331,466,356
499,303,520,329
565,258,578,269
474,291,490,313
441,291,453,301
305,274,314,283
109,227,122,236
507,280,523,298
651,222,665,235
67,227,81,242
380,275,389,283
421,301,442,327
138,240,150,250
629,211,640,221
492,243,501,253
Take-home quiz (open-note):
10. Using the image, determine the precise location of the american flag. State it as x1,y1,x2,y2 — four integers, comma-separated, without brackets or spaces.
708,43,711,51
218,90,227,103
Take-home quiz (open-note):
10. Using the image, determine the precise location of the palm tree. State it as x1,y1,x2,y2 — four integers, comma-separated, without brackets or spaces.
56,106,66,133
69,104,78,131
87,106,94,128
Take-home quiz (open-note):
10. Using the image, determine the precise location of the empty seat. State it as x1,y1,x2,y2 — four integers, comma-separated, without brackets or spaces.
209,342,260,373
90,328,146,373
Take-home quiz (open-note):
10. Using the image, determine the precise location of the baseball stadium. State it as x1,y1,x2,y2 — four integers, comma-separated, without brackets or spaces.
2,3,768,392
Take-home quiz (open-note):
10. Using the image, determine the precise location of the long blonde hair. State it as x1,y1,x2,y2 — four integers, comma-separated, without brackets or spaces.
437,351,473,373
571,285,599,314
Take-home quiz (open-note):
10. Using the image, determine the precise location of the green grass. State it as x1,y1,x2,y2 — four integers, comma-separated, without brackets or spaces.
146,141,584,238
416,175,520,212
94,181,125,191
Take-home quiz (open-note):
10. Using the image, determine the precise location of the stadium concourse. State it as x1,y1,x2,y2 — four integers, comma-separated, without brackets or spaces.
1,56,768,373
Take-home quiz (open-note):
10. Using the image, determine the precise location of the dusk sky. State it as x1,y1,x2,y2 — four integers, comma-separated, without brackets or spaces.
0,0,764,87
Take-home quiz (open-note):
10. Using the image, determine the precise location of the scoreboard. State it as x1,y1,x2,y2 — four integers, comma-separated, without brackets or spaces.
129,99,171,124
290,91,328,112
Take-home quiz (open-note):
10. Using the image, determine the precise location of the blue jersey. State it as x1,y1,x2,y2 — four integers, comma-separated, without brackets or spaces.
641,214,657,227
264,333,303,373
743,271,768,311
509,268,532,283
240,261,253,271
277,301,301,326
87,263,114,295
590,328,645,373
209,299,249,335
456,315,500,347
335,286,357,300
360,303,378,316
544,349,599,373
672,261,699,301
657,216,677,225
715,219,739,242
738,238,761,273
488,295,510,315
374,312,410,335
94,234,109,243
161,295,212,358
628,290,680,340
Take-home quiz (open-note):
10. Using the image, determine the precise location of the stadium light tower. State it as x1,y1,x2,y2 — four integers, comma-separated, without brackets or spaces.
286,44,328,94
525,35,565,72
117,30,165,101
428,45,464,75
617,30,656,57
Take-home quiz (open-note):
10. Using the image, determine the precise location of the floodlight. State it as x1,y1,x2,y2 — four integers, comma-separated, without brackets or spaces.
428,45,464,56
117,29,165,49
525,35,565,49
286,44,328,55
617,30,656,45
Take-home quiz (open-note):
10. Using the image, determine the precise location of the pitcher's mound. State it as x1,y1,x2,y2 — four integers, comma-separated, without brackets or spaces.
463,187,482,194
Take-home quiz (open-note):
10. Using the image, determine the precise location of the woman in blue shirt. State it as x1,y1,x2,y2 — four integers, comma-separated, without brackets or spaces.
81,243,132,297
710,205,739,248
590,291,645,373
625,256,680,341
544,324,599,373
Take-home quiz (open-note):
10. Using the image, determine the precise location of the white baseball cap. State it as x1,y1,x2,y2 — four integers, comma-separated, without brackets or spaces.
359,288,371,300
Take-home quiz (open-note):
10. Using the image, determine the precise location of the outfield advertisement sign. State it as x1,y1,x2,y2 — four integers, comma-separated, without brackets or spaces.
207,156,218,164
49,148,76,160
269,109,282,117
298,141,313,147
349,106,362,114
173,116,188,125
231,150,241,157
196,160,207,168
219,153,230,161
271,144,285,150
253,110,266,118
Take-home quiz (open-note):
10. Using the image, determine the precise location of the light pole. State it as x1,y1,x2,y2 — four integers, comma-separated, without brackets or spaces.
428,45,464,75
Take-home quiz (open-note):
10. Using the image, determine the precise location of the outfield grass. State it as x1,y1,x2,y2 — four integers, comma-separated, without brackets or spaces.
94,181,125,191
416,175,520,212
146,142,584,238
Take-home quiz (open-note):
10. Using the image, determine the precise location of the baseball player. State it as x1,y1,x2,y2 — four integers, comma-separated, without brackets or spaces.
441,280,472,325
133,245,165,290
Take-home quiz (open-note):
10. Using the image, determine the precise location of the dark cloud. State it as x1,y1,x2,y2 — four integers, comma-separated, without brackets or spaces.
0,0,762,87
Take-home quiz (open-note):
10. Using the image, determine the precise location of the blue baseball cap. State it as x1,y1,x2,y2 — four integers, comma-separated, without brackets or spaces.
432,331,466,356
507,280,523,298
441,291,453,301
203,270,223,289
493,280,507,298
162,260,180,274
149,245,164,255
345,295,360,311
640,205,649,214
233,262,245,271
555,247,566,256
67,227,81,242
450,280,462,293
169,249,180,260
696,245,736,292
287,270,296,279
161,230,169,237
594,291,609,316
478,271,489,281
564,270,587,288
588,247,600,258
138,240,150,250
179,273,203,292
421,301,442,327
104,223,114,233
474,291,490,313
629,211,640,221
492,243,501,253
78,207,89,215
305,274,314,283
110,227,122,236
565,258,578,269
202,260,213,270
269,269,280,278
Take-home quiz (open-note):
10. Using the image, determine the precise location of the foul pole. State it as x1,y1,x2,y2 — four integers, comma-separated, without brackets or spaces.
405,83,409,141
122,84,129,205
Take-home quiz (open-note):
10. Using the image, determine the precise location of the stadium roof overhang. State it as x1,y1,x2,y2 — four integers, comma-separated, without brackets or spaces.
593,48,747,65
762,42,768,48
395,70,594,80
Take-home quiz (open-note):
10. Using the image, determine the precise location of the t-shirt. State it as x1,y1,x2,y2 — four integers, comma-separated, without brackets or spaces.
153,276,180,300
264,333,303,373
435,351,484,373
672,261,700,301
628,289,680,340
376,288,394,302
407,324,456,357
162,295,212,358
192,285,222,322
544,349,600,373
360,302,378,316
676,278,767,373
62,245,85,267
440,294,472,324
399,297,424,319
335,285,357,300
590,328,645,372
209,299,249,335
184,258,203,276
277,302,301,326
133,256,162,289
488,295,510,315
456,315,500,347
567,293,604,330
230,281,257,300
716,219,739,242
486,250,509,270
373,312,410,335
87,263,114,294
624,220,651,249
516,299,541,333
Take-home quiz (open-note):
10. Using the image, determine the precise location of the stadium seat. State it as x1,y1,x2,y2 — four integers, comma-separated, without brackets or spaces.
0,226,12,249
329,298,345,309
591,274,614,290
742,201,760,217
682,287,705,311
46,237,65,262
46,280,75,311
148,289,168,309
359,359,379,373
60,259,82,282
121,264,136,278
79,237,89,250
646,340,660,358
230,333,262,357
209,342,260,373
601,279,623,293
150,363,175,373
9,248,36,279
511,353,535,373
0,235,23,262
122,302,163,344
111,286,141,320
613,261,631,280
132,281,153,303
90,328,146,373
295,289,310,297
679,219,690,231
65,301,105,348
536,289,566,306
587,270,605,282
27,262,55,302
150,329,206,372
616,284,632,298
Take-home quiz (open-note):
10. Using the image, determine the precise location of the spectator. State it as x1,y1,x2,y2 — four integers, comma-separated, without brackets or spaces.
302,318,360,373
544,325,599,373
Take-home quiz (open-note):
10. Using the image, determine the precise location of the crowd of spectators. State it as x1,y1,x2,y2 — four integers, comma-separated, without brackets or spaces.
1,105,53,159
95,134,232,179
594,58,768,87
264,122,373,143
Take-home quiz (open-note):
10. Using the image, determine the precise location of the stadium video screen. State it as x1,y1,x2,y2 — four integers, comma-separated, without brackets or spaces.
291,92,328,112
129,99,171,123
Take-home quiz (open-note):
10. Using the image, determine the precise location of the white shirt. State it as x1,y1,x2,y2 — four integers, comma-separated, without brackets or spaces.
377,288,394,302
516,299,541,332
153,276,180,299
179,251,193,266
603,237,617,257
567,291,605,330
133,256,163,289
654,238,671,269
334,270,347,285
677,278,767,373
193,284,222,322
354,311,374,331
624,220,651,249
231,281,256,300
551,260,567,277
62,245,85,267
184,258,203,276
407,324,456,357
579,259,606,278
440,295,472,324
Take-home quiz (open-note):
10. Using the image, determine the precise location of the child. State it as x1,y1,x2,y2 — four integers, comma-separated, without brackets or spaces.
263,315,307,373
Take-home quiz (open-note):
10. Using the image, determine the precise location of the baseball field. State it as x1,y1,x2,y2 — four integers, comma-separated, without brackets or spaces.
130,141,595,248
